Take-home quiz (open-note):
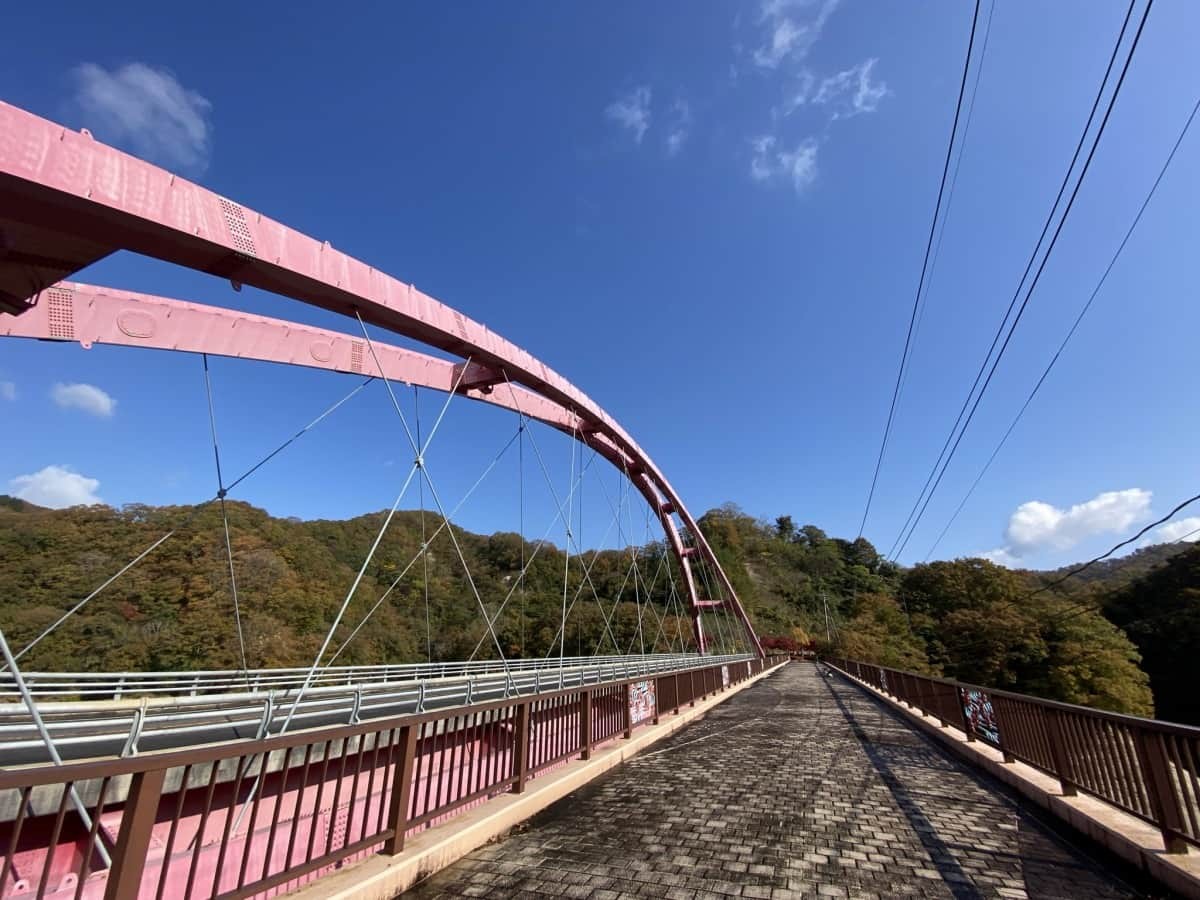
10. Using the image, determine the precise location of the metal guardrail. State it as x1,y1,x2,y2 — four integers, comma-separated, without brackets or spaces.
0,653,710,700
0,654,752,763
0,655,788,899
825,657,1200,854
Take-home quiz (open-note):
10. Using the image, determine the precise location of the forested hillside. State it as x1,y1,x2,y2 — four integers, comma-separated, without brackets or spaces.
1,496,1196,724
0,498,693,675
697,504,1197,723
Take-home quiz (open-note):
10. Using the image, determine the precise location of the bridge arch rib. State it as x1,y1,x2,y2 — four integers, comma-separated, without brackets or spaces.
0,99,762,657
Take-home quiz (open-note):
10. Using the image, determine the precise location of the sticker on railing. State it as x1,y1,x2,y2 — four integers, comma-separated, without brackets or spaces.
629,680,656,727
960,688,1000,747
879,670,889,693
721,665,730,688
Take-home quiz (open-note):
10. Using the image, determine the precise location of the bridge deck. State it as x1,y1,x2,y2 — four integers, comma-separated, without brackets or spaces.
405,662,1146,899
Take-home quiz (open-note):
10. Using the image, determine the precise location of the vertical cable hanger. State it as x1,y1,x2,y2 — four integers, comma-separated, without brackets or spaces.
201,354,250,682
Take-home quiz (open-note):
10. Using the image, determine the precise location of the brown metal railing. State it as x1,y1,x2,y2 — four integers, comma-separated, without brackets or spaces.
826,657,1200,853
0,656,786,898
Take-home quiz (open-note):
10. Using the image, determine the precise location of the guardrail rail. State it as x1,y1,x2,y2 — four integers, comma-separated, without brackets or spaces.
825,657,1200,854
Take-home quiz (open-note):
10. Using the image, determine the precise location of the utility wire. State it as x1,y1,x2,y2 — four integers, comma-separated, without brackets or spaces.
923,92,1200,562
887,0,1141,561
857,0,982,540
889,0,1152,562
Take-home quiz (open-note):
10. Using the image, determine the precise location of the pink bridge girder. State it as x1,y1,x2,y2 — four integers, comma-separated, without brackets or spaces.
0,99,762,657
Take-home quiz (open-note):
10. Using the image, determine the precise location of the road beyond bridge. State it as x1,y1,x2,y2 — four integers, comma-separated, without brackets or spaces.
403,662,1149,899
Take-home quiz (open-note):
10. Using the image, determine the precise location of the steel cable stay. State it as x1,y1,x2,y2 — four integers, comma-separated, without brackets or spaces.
921,91,1200,562
886,0,1148,562
201,353,250,683
4,375,375,670
415,385,432,665
560,415,576,671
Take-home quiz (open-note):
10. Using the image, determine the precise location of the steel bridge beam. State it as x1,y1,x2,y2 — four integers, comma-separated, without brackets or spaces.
0,99,762,657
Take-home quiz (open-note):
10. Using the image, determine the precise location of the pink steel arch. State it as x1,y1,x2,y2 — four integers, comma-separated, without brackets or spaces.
0,99,762,657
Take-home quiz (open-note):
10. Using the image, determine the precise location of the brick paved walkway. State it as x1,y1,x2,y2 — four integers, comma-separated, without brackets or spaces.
405,662,1155,899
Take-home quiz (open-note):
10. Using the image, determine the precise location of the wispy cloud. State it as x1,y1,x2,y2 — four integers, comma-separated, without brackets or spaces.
72,62,213,174
1156,517,1200,543
9,465,102,508
52,382,117,417
813,58,889,118
605,86,652,144
984,488,1153,564
753,0,841,70
665,100,692,156
0,381,14,402
750,135,819,193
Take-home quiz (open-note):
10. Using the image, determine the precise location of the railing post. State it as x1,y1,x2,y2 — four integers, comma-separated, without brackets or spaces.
1043,708,1077,796
104,768,167,900
673,673,681,714
1133,728,1189,853
513,700,531,793
689,669,697,707
623,683,633,739
383,724,419,854
957,687,976,742
580,689,593,760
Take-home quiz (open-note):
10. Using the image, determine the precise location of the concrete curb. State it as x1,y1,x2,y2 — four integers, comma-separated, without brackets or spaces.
826,664,1200,899
292,662,788,899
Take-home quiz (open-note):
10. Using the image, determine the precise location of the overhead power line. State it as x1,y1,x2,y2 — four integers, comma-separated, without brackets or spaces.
856,0,982,540
888,0,1153,562
922,92,1200,561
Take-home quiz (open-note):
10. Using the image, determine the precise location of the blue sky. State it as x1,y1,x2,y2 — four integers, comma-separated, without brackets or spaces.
1,0,1198,570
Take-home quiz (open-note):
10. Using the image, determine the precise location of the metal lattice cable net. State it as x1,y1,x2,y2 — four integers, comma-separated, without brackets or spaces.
466,440,602,661
327,422,524,668
354,314,512,675
4,375,374,670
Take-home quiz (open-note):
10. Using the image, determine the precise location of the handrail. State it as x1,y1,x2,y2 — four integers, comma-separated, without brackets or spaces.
825,656,1200,854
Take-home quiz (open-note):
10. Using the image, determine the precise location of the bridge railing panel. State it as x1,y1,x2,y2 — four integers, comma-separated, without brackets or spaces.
825,656,1200,853
0,657,788,898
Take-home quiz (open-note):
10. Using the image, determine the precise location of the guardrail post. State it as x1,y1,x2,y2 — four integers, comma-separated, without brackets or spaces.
580,689,593,760
623,684,633,739
513,700,531,793
104,767,167,900
383,724,419,854
689,669,697,707
1044,708,1077,796
1133,729,1189,853
957,688,976,742
652,678,661,725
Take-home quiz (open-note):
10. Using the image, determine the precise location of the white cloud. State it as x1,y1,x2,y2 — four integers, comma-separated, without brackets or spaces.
52,382,117,417
665,100,692,156
9,465,102,508
986,488,1153,562
750,135,819,193
72,62,212,174
1157,517,1200,543
605,86,652,144
753,0,841,69
980,547,1020,568
0,381,14,401
813,58,889,118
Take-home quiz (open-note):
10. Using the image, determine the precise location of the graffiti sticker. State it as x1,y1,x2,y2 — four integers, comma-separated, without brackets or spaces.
629,680,656,727
960,688,1001,747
